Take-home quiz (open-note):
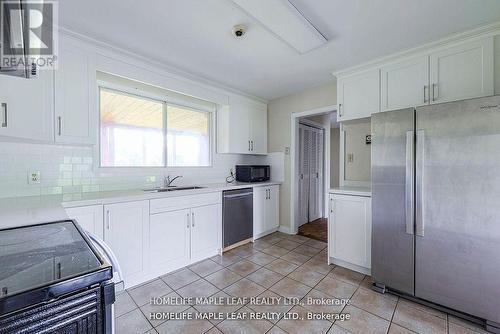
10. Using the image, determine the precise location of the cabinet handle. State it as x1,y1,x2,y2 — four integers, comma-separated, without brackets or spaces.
106,210,111,230
338,103,342,118
251,140,254,151
187,213,190,228
268,189,271,200
191,212,195,227
1,103,7,127
57,116,62,136
432,83,438,102
248,140,251,151
423,85,428,103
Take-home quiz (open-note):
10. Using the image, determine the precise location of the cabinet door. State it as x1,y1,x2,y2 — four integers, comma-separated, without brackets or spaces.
190,204,221,261
104,201,149,287
253,186,267,238
55,37,96,144
149,209,190,276
249,105,268,154
337,69,380,121
430,37,494,104
265,186,280,231
331,195,371,268
381,55,429,111
228,100,251,154
65,205,104,239
0,70,53,141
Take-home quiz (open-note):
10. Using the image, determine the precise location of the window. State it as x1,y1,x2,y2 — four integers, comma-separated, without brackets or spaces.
99,87,212,167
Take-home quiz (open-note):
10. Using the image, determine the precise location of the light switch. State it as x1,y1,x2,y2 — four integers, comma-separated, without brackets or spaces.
28,171,41,184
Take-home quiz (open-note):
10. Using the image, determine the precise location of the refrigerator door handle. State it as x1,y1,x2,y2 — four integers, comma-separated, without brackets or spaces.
405,130,415,235
416,129,425,237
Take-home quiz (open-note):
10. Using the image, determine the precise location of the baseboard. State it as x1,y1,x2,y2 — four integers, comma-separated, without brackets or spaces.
254,227,279,240
278,225,293,235
329,257,371,276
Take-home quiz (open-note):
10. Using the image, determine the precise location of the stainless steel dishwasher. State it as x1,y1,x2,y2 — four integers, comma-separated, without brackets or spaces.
222,188,253,249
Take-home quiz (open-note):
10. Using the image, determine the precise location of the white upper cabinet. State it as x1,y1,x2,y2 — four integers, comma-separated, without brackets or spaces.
217,95,267,155
381,55,430,112
337,69,380,121
55,37,96,144
430,37,494,104
0,70,54,141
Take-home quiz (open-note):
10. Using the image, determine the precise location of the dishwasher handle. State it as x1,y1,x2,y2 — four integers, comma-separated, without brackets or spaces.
223,192,253,199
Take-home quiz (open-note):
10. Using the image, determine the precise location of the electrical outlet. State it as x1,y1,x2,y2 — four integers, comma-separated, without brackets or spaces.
284,147,290,155
28,171,41,184
347,153,354,163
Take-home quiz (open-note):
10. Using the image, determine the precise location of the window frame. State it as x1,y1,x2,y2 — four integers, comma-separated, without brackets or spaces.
96,81,214,169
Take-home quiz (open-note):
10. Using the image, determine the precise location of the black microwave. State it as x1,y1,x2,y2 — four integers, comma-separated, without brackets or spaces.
235,165,270,183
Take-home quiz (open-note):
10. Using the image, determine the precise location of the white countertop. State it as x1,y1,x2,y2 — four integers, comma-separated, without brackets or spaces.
0,181,281,229
329,186,371,197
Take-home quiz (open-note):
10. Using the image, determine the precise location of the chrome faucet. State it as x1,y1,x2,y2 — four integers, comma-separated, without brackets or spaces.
164,175,182,187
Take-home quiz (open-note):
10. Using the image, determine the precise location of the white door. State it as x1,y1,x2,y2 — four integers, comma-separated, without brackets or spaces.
0,71,53,141
381,55,430,111
265,186,280,231
228,99,251,154
308,128,323,221
337,69,380,121
55,36,96,144
190,204,221,261
104,201,149,287
249,105,268,154
298,125,311,226
65,205,104,239
330,194,371,268
430,37,494,104
253,186,267,238
149,209,190,275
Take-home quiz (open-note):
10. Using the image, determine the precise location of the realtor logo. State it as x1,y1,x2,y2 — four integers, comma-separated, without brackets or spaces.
1,0,57,70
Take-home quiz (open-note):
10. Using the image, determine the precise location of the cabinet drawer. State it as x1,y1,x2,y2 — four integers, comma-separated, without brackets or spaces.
150,192,221,214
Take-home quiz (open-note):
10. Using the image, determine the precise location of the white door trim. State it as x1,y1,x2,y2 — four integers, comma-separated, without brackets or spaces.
290,104,337,234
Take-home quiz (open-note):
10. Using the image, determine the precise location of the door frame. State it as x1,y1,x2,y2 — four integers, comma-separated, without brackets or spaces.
290,104,337,234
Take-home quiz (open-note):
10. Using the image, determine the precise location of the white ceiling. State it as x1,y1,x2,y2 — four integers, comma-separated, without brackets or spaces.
59,0,500,100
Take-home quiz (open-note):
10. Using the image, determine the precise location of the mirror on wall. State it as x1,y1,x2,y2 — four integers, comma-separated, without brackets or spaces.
342,118,371,184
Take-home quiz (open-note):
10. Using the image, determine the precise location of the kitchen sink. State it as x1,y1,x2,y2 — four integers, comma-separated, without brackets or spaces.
144,186,205,192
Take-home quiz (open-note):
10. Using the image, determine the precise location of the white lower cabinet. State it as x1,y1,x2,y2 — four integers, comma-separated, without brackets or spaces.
103,200,150,288
190,204,221,262
65,205,104,238
253,185,280,239
329,193,371,274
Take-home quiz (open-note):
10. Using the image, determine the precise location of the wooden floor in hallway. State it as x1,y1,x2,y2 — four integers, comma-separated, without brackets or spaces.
298,218,328,243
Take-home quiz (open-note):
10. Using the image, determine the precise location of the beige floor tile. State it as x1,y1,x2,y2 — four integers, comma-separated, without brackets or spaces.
270,277,312,299
315,276,357,300
328,266,365,286
223,278,266,299
350,287,398,320
448,316,490,334
392,301,447,334
398,299,446,319
246,251,278,266
189,259,224,277
304,238,328,250
327,324,351,333
140,291,190,327
294,244,322,257
217,307,274,334
115,291,138,317
227,260,261,276
176,279,219,301
388,323,416,333
246,267,285,288
276,305,332,334
155,308,213,334
274,239,302,251
301,258,334,275
259,233,284,245
266,258,299,276
247,290,294,324
301,289,346,316
193,291,243,325
205,268,243,289
115,308,153,334
280,251,312,265
252,239,274,251
285,234,311,244
205,327,223,334
210,252,242,267
267,326,289,334
128,279,173,307
359,275,375,291
261,245,290,257
337,305,390,334
231,244,259,258
161,268,200,290
288,267,326,287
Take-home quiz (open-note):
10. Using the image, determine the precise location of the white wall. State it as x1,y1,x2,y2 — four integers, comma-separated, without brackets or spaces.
343,119,371,182
495,35,500,95
268,82,336,232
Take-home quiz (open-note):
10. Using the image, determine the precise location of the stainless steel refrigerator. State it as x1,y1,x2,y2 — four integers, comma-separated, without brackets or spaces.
372,95,500,332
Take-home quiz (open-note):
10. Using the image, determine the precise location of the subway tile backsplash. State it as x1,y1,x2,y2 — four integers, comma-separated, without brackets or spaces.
0,142,265,199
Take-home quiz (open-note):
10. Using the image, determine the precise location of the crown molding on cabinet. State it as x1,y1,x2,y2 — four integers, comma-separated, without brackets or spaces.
332,21,500,78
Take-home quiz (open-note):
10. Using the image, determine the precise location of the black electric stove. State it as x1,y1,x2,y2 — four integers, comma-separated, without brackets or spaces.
0,220,114,334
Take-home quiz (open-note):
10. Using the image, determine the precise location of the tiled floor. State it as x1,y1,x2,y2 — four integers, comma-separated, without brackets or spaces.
115,232,488,334
298,218,328,242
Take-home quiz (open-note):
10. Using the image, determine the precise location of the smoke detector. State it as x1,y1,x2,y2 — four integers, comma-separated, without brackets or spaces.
232,24,246,38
